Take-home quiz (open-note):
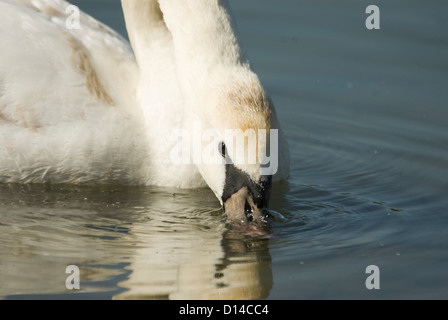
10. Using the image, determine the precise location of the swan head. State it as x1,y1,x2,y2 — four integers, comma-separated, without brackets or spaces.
182,69,286,227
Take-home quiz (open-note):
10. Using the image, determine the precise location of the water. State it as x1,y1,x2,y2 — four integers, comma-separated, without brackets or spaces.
1,0,447,299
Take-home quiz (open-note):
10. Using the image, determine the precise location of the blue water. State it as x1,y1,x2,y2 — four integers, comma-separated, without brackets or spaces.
1,0,447,299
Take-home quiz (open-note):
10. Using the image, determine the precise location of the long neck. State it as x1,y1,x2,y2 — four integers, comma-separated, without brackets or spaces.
121,0,190,185
121,0,168,73
121,0,183,123
157,0,249,99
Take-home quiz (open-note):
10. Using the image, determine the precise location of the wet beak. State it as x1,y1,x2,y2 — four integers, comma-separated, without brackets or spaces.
223,186,271,224
221,162,272,225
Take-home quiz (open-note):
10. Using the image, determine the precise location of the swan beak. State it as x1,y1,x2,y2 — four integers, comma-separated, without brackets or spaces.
222,164,272,224
223,186,271,224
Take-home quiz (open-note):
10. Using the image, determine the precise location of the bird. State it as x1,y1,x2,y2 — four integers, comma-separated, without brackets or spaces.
0,0,289,225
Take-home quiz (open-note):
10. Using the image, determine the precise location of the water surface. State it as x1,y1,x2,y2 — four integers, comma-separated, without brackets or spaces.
1,0,447,299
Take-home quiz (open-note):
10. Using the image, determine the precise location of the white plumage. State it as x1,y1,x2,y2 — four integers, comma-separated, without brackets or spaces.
0,0,289,209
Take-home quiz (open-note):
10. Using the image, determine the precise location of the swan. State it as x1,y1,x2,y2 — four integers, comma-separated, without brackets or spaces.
0,0,289,224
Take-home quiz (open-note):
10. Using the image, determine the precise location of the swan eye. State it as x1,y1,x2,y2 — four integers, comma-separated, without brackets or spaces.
219,142,226,158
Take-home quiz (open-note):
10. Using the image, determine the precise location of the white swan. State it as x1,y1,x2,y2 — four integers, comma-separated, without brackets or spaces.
0,0,289,223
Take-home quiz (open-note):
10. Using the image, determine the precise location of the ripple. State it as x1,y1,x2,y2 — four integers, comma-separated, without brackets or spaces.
269,183,410,252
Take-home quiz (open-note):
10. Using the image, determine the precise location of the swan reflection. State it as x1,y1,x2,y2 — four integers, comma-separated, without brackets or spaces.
0,184,272,299
114,189,273,300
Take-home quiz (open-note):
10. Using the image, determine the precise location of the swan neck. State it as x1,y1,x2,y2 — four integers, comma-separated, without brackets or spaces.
121,0,168,70
158,0,248,93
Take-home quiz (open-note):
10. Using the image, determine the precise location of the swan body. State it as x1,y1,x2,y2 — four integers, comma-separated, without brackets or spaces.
0,0,289,223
